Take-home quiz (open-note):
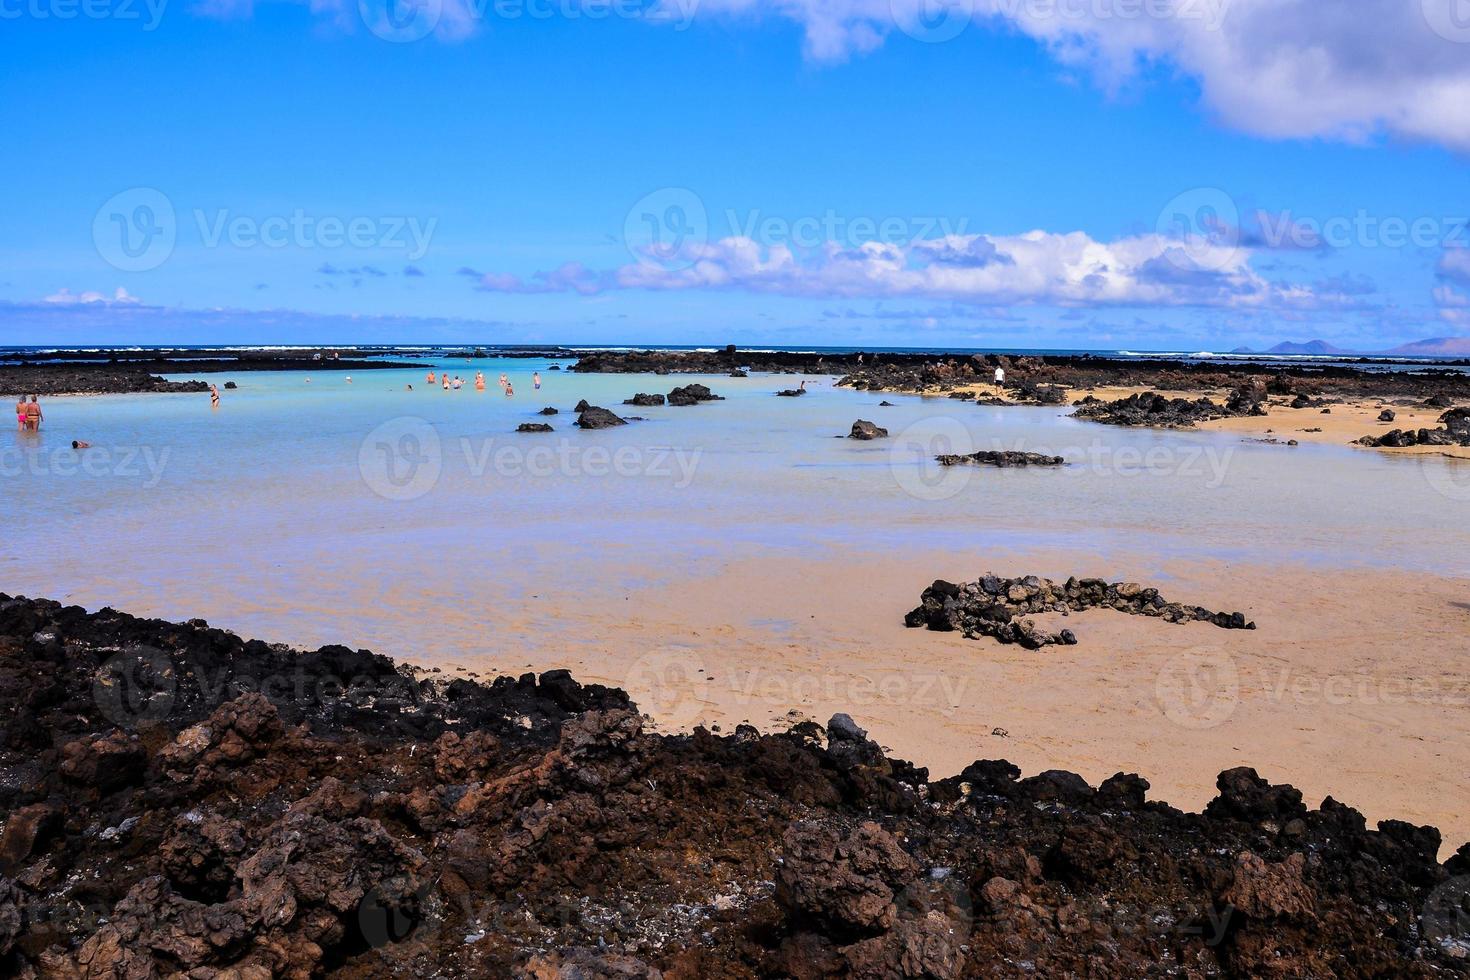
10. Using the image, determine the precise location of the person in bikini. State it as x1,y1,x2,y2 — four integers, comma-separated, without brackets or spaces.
15,396,27,431
210,384,221,408
25,396,42,431
533,371,541,390
475,372,486,391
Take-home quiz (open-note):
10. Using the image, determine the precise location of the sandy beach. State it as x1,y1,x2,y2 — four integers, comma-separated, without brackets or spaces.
942,378,1470,459
446,549,1470,852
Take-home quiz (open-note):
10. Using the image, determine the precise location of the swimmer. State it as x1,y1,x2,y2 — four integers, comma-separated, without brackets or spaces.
427,371,436,384
15,396,27,431
505,382,514,397
71,440,91,449
533,371,541,390
210,384,220,408
406,383,414,391
346,376,352,383
25,396,41,430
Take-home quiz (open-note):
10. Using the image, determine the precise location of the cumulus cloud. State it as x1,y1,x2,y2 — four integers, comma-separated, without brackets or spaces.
1433,282,1470,326
43,287,143,306
656,0,1470,151
470,230,1358,311
1438,247,1470,285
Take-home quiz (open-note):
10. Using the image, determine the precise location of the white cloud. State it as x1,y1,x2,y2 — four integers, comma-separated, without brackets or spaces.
190,0,1470,151
474,229,1359,310
1433,282,1470,325
43,287,143,306
1439,247,1470,285
663,0,1470,151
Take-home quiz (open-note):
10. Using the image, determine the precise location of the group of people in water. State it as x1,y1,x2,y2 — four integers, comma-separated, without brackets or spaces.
14,395,42,431
422,370,540,396
14,366,552,441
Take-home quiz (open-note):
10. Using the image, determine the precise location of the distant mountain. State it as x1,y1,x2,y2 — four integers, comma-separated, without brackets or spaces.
1230,339,1349,356
1382,337,1470,357
1232,336,1470,357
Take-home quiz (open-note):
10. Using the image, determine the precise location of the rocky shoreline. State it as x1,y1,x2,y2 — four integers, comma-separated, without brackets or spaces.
0,352,416,397
3,595,1468,977
1356,407,1470,448
571,348,1470,403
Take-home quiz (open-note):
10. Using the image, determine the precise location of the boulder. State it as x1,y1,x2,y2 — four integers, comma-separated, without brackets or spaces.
575,406,627,429
667,383,722,406
848,420,888,440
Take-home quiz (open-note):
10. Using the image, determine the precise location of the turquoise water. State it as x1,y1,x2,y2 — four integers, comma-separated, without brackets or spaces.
5,356,1469,655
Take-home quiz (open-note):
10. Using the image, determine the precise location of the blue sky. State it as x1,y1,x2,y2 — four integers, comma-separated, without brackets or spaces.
3,0,1470,349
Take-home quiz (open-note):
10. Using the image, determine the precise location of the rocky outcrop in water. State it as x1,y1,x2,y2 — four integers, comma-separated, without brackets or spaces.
667,383,723,406
776,388,807,397
848,420,888,440
516,423,554,433
624,393,666,407
935,451,1065,468
905,574,1255,648
0,595,1465,977
575,406,627,429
